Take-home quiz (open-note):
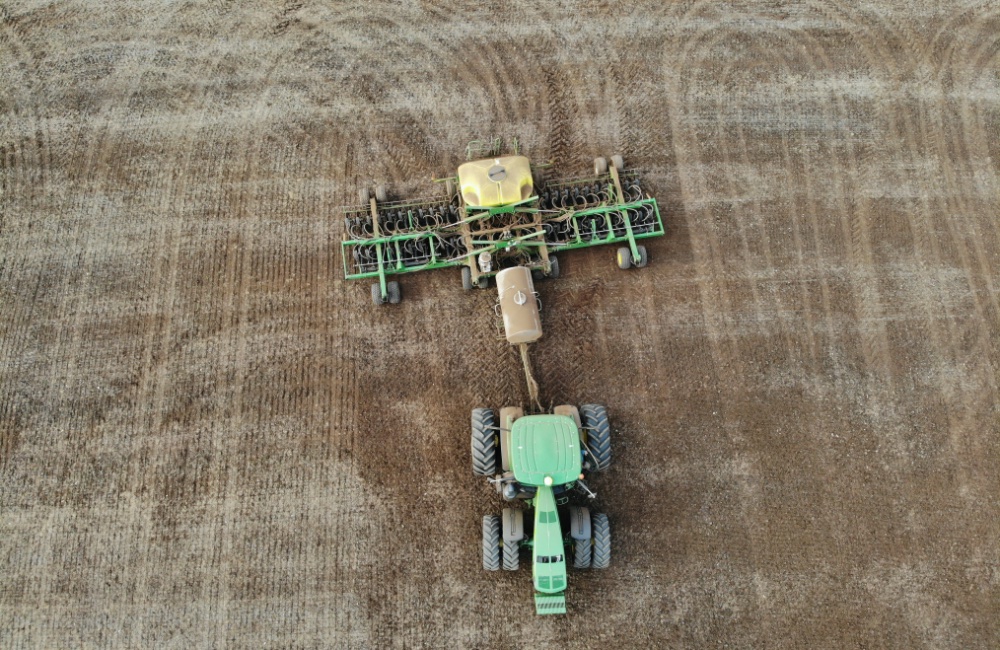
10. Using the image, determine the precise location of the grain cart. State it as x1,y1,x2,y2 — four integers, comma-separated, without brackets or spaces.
342,142,664,305
473,404,612,615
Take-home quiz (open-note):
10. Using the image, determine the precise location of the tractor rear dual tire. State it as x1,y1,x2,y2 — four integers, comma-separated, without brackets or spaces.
483,515,501,571
471,408,498,476
502,539,519,571
591,513,611,569
573,538,592,569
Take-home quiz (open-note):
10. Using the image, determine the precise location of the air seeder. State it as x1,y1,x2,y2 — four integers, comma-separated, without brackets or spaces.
342,142,664,304
472,266,612,615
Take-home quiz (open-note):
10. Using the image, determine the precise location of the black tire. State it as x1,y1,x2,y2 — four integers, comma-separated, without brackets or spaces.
591,513,610,569
483,515,501,571
547,256,560,279
633,245,648,268
370,283,384,306
573,538,592,569
375,184,388,203
387,281,401,304
471,408,498,476
445,178,455,200
616,247,631,270
477,275,489,289
611,154,624,171
594,157,608,176
461,266,473,291
531,268,544,282
580,404,611,471
503,539,519,571
359,187,370,204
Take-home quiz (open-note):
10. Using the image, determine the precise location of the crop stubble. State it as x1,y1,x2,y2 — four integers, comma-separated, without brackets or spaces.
1,1,999,648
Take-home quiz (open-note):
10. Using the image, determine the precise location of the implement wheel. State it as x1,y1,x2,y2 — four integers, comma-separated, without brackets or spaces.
461,266,473,291
370,283,384,306
387,281,401,304
471,408,498,476
547,256,560,279
616,247,631,270
483,515,501,571
634,245,648,268
359,187,370,204
594,157,607,176
375,184,388,203
445,178,456,200
591,513,611,569
580,404,611,471
611,154,624,171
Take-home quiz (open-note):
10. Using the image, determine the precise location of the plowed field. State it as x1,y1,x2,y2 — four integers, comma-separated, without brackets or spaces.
2,2,999,648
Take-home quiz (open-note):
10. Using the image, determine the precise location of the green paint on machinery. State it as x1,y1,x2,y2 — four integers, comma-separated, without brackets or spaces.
343,151,664,305
473,404,613,615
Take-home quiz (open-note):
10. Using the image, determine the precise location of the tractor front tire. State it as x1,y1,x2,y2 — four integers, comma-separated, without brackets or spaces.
580,404,611,471
591,513,611,569
483,515,501,571
471,408,498,476
573,538,592,569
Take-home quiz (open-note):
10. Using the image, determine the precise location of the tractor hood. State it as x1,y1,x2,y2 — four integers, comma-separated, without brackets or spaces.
510,414,582,487
457,155,534,208
532,484,568,615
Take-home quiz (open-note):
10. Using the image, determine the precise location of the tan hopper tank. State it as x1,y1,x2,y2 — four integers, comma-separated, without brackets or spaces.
496,266,542,344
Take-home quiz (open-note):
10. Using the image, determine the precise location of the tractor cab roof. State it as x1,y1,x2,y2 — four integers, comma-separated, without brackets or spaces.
457,155,534,208
510,414,581,486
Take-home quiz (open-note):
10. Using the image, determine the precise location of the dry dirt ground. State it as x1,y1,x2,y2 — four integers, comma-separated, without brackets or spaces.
2,1,999,648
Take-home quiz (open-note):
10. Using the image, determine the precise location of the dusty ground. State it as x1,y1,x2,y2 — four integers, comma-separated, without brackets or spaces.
2,1,999,648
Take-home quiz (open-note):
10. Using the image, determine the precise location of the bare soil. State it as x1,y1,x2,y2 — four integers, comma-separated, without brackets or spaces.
2,1,999,648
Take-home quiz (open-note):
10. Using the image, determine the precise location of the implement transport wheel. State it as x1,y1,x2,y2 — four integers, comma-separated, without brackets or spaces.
503,539,519,571
471,408,498,476
370,283,384,306
445,178,456,200
616,247,632,270
580,404,611,471
574,538,592,569
387,281,401,304
483,515,501,571
611,154,625,171
359,187,370,204
477,275,489,289
591,513,611,569
634,245,648,268
461,266,473,291
547,256,560,279
375,184,388,203
594,157,607,176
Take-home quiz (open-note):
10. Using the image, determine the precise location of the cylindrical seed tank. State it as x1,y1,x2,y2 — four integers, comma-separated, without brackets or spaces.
496,266,542,344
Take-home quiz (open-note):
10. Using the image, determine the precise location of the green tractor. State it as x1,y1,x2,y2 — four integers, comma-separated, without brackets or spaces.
472,404,612,615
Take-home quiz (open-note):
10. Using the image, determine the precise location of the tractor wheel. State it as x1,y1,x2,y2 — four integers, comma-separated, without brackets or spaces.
573,538,592,569
611,154,625,172
359,187,370,204
370,283,384,306
616,247,632,270
386,281,401,304
633,245,648,268
483,515,501,571
375,184,388,203
445,178,456,200
547,256,560,279
580,404,611,471
502,539,520,571
591,513,611,569
594,157,608,176
471,408,498,476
